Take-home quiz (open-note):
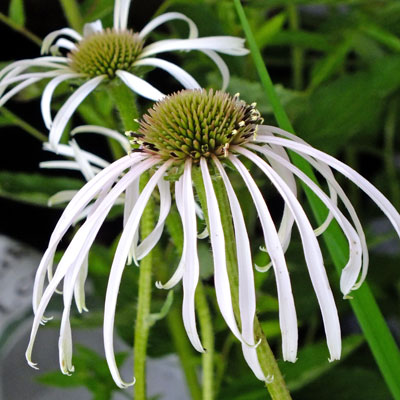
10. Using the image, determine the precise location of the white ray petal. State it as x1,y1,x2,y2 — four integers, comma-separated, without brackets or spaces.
39,161,102,175
103,160,172,388
43,142,110,169
140,37,249,58
48,190,78,206
139,12,198,39
32,154,145,314
49,76,105,150
199,157,244,343
74,255,89,313
113,0,130,31
41,73,82,129
213,156,265,380
27,157,157,372
116,70,164,101
181,159,204,352
200,50,229,91
256,134,400,239
0,56,69,81
237,147,342,360
70,139,96,181
71,125,130,154
42,28,82,54
156,178,186,289
83,20,104,36
134,58,200,89
136,178,171,260
229,155,298,362
0,77,42,107
51,38,77,52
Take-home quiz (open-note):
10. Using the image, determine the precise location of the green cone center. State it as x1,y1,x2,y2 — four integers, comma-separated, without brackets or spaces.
69,29,144,79
130,89,263,161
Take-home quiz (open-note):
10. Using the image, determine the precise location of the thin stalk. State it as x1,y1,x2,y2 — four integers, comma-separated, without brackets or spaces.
0,12,41,46
192,166,291,400
195,282,214,400
233,1,400,398
287,4,304,90
111,84,152,400
59,0,83,32
0,107,47,142
167,302,202,400
134,175,154,400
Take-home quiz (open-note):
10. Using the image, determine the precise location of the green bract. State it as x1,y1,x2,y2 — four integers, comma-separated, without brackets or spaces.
131,89,263,161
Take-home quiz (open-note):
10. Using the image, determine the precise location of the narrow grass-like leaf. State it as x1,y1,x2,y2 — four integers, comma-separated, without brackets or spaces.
8,0,25,27
233,2,400,399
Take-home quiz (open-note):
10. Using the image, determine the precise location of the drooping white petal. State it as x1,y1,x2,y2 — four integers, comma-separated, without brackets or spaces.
246,143,364,295
73,255,89,313
51,38,77,52
103,159,171,388
136,179,171,260
70,139,96,181
229,154,298,362
39,161,102,175
83,20,104,36
43,142,109,169
213,156,265,380
49,76,105,149
200,50,229,91
48,190,78,206
155,178,186,289
237,147,342,361
32,154,145,315
71,125,130,154
113,0,130,31
116,70,165,101
139,12,198,39
41,28,82,54
0,56,68,81
27,157,157,372
140,37,249,58
0,77,42,107
199,157,244,343
256,133,400,240
134,58,201,90
181,159,204,353
41,73,83,129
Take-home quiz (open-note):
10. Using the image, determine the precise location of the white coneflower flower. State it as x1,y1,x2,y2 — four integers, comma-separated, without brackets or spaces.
26,89,400,387
0,0,247,149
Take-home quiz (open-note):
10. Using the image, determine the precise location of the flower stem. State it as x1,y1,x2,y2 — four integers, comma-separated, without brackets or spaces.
192,166,291,400
0,12,41,46
166,302,202,400
110,83,152,400
195,282,214,400
134,176,154,400
233,1,400,398
59,0,83,32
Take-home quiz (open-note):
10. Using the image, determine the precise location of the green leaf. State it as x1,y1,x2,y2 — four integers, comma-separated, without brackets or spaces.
8,0,25,26
280,335,364,391
254,12,287,49
0,171,82,207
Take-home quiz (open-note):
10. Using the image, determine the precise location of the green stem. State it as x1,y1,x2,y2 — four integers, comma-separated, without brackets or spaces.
233,1,400,398
196,282,214,400
134,176,154,400
59,0,83,32
192,166,291,400
0,107,47,142
287,4,304,90
167,302,202,400
0,12,41,46
111,84,152,400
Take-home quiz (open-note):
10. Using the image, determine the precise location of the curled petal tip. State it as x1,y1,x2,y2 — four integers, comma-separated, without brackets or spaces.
254,263,272,273
265,374,274,384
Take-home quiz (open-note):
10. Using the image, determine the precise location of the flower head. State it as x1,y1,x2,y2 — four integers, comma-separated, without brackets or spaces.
0,0,248,149
27,89,400,387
